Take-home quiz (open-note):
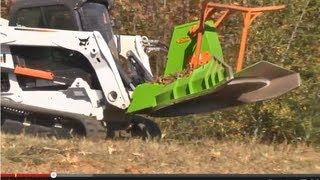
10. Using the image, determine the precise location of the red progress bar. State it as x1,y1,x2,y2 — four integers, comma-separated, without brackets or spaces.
1,173,51,178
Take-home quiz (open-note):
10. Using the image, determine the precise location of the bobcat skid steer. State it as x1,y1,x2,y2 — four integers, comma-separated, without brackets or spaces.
0,0,301,139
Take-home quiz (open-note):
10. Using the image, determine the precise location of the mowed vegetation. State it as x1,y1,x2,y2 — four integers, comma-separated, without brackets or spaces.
1,134,320,174
1,0,319,174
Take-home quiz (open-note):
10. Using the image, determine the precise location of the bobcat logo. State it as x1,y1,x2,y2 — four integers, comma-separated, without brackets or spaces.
78,37,90,46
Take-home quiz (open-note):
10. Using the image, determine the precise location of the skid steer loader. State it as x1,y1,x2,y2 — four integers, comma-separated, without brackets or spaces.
0,0,301,139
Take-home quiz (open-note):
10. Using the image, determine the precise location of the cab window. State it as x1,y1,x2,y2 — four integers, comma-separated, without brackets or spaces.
43,5,77,30
15,5,77,30
16,7,44,27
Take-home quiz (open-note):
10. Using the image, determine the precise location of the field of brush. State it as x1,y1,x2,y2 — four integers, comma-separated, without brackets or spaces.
1,0,319,175
1,133,320,174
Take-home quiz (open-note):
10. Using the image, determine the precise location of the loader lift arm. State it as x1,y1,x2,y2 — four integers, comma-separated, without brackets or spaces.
188,3,285,71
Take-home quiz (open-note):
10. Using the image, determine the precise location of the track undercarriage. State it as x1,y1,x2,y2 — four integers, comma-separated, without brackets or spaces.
1,100,161,140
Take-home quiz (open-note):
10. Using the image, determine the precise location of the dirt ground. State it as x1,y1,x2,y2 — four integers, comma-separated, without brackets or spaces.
1,132,320,174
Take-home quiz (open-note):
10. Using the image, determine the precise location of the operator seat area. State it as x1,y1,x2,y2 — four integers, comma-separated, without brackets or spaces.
48,13,75,30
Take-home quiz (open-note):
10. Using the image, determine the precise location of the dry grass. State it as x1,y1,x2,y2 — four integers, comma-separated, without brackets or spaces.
1,133,320,174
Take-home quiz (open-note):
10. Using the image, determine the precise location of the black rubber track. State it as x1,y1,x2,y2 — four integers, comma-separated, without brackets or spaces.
1,99,107,139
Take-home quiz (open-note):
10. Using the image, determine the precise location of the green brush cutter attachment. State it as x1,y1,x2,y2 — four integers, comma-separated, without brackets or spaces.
127,3,301,117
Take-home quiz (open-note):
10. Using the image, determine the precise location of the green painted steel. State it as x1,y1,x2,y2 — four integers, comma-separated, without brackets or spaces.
164,20,224,76
127,83,164,113
127,20,227,114
163,21,197,76
155,61,224,105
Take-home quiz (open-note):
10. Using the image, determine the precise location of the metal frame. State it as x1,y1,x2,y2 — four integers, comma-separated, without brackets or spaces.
188,2,285,72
